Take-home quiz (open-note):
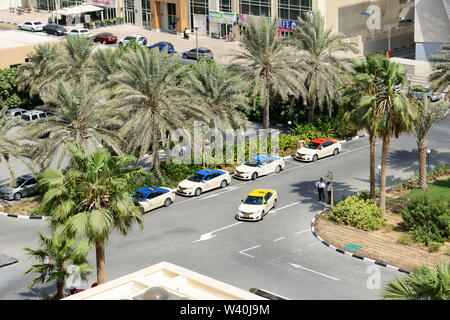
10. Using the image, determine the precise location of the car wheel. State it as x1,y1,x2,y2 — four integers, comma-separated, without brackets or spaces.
18,26,22,30
14,193,22,201
260,211,265,220
31,28,35,32
119,42,123,47
182,54,187,59
164,198,171,207
333,148,339,156
103,40,107,45
220,180,227,188
312,154,318,162
251,172,258,180
195,188,202,197
275,165,281,173
139,206,145,214
273,199,277,209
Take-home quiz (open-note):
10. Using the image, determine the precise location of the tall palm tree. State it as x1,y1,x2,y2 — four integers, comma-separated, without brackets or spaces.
111,48,185,173
371,57,418,211
340,55,385,200
20,78,125,170
383,262,449,300
86,47,123,86
287,11,358,123
181,58,249,129
24,233,91,299
413,97,448,190
428,44,450,92
17,42,60,97
37,144,145,285
230,16,304,130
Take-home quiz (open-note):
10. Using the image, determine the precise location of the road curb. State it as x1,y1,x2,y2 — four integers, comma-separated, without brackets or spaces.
310,210,411,275
0,211,48,220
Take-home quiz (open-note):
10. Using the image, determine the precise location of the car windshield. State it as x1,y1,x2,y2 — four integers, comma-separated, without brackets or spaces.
81,30,88,33
187,173,205,182
34,22,42,25
244,160,260,167
15,177,27,187
305,142,320,149
125,36,135,40
131,192,147,202
243,196,263,205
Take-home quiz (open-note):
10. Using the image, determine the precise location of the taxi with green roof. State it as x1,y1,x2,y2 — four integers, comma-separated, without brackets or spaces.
236,189,278,221
177,168,231,197
131,186,176,213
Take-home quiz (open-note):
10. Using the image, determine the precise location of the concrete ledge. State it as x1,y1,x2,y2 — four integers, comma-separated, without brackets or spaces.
0,253,18,268
0,211,47,220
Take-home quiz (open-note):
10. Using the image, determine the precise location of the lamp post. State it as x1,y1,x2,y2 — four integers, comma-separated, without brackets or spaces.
325,170,333,208
378,165,381,191
427,149,431,178
194,26,199,60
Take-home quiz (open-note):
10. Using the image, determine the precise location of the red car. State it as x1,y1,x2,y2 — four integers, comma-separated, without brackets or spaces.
93,32,117,44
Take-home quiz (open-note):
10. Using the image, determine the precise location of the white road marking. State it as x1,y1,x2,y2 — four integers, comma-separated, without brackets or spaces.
294,229,310,235
272,201,302,213
289,263,340,281
273,236,285,242
192,222,242,242
309,241,321,247
239,245,261,258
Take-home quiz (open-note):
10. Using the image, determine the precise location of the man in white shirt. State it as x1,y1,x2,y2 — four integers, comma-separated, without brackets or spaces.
315,178,326,202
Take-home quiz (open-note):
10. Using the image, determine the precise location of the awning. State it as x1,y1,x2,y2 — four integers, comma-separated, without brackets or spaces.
53,4,104,16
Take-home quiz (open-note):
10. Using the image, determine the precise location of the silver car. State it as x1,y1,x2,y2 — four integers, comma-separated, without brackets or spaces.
4,108,27,119
0,174,38,200
182,47,214,60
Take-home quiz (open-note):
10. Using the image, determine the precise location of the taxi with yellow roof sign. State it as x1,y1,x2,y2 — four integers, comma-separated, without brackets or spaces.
236,189,278,221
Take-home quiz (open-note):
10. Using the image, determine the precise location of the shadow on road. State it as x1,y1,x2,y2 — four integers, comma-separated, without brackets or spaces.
18,285,56,300
387,149,450,173
289,179,355,207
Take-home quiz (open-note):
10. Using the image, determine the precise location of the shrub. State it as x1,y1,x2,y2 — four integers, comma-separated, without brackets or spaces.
386,197,411,214
397,233,414,245
445,247,450,257
329,195,386,231
331,119,357,140
291,124,323,141
402,196,450,246
428,242,443,253
279,134,301,153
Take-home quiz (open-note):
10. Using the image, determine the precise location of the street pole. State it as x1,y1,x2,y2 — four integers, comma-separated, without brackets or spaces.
427,149,431,183
326,170,333,208
194,26,199,60
387,25,391,58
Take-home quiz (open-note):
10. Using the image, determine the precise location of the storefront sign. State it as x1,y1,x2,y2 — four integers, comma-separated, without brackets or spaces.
86,0,116,8
278,19,297,31
209,11,235,25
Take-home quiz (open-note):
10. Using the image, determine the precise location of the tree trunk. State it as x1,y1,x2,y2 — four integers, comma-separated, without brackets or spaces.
307,96,315,123
165,132,170,164
369,132,376,199
151,115,160,174
379,136,389,212
55,281,66,299
263,87,270,131
96,242,106,285
418,138,427,190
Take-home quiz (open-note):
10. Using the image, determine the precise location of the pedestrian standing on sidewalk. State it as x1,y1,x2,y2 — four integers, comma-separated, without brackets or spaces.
315,178,326,202
326,181,332,205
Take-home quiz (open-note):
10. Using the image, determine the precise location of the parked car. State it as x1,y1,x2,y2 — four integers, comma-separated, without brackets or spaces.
21,110,51,122
234,154,285,181
43,24,67,36
295,138,342,162
235,189,278,221
93,32,118,44
118,35,147,47
4,108,27,119
177,168,231,197
0,174,38,200
66,29,91,38
148,41,175,53
182,47,214,60
131,186,176,213
411,85,445,102
18,21,44,32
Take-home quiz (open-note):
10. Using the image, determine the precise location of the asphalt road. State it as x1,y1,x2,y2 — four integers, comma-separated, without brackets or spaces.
0,113,448,300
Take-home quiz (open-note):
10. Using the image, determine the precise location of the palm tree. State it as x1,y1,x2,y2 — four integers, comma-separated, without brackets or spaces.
17,42,60,98
371,57,418,211
414,97,448,190
181,58,249,129
87,47,123,86
37,144,145,285
428,44,450,92
383,262,449,300
24,233,91,299
287,11,359,123
20,78,125,170
230,16,304,130
111,48,185,173
340,55,385,200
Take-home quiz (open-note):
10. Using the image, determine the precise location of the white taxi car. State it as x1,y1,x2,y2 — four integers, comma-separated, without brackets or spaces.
131,186,175,213
236,189,278,221
234,154,286,180
177,168,231,197
295,138,342,162
18,21,44,32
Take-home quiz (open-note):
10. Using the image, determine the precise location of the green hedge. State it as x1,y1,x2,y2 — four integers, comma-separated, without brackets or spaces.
329,195,386,231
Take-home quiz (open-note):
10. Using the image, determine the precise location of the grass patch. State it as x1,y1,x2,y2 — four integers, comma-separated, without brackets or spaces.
403,178,450,202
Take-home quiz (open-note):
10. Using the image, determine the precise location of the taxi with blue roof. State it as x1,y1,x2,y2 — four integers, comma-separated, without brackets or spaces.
177,168,231,196
234,154,285,180
131,186,176,213
236,189,278,221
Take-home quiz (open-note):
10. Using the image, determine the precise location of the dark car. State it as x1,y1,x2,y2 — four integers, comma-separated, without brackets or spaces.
148,41,175,53
93,32,118,44
43,24,67,36
182,47,214,60
0,174,38,200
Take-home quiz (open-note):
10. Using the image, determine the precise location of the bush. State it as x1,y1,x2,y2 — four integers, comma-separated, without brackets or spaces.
331,119,358,140
397,233,414,245
402,196,450,246
428,242,443,253
329,195,386,231
386,197,411,214
291,124,323,141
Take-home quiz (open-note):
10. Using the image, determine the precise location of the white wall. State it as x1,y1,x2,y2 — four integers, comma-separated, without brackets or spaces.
0,0,22,10
415,0,450,43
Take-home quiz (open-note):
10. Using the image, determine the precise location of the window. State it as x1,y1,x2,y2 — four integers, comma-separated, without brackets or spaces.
25,179,37,186
32,115,38,120
264,193,272,202
220,0,232,13
239,0,271,17
278,0,312,21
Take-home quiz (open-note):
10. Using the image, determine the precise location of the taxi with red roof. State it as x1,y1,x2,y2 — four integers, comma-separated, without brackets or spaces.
131,186,175,213
295,138,342,162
